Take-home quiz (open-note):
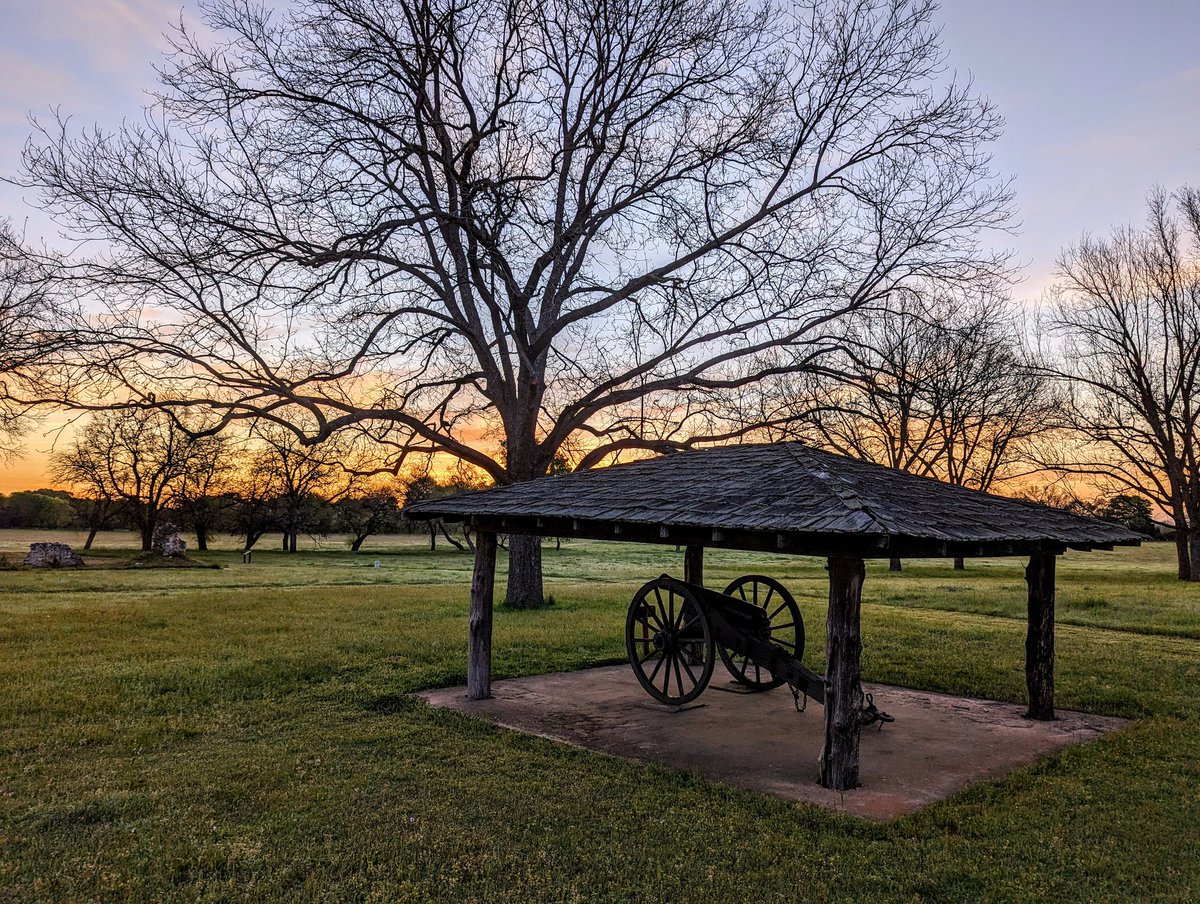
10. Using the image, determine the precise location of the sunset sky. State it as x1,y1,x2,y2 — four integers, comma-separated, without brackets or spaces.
1,0,1198,492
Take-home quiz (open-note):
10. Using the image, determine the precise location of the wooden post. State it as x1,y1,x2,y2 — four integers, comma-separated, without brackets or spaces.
684,544,704,586
1025,553,1056,720
820,556,866,791
467,532,497,701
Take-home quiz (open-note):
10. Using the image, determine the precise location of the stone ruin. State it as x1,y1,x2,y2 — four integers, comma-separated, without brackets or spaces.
24,542,85,568
151,521,188,557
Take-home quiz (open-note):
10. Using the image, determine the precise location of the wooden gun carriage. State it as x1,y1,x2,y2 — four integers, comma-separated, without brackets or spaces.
625,573,824,706
625,573,891,727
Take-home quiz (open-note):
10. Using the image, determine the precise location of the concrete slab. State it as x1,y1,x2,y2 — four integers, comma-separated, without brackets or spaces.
418,665,1127,820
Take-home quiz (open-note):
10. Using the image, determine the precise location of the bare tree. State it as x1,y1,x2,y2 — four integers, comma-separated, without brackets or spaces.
926,297,1056,567
20,0,1011,605
792,295,955,481
50,409,213,551
931,315,1051,495
767,288,1051,568
226,457,279,553
336,484,404,552
67,485,119,550
173,432,232,551
249,423,356,553
1048,186,1200,581
0,221,63,458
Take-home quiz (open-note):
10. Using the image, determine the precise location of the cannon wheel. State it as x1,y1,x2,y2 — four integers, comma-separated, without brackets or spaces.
718,575,805,691
625,578,715,706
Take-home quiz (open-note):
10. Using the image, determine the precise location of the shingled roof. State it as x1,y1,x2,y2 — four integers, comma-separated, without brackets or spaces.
404,442,1143,558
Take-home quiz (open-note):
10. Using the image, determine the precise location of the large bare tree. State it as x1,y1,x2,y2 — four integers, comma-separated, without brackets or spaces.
19,0,1010,604
1049,186,1200,581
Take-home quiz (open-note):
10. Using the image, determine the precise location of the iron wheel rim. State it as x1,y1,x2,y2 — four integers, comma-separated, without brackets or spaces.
718,574,804,690
625,579,715,705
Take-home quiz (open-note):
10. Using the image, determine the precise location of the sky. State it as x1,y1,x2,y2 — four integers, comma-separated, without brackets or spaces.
0,0,1198,491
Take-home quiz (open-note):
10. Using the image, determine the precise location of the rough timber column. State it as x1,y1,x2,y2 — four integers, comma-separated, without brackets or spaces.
1025,553,1057,720
821,556,866,790
467,532,497,701
684,545,704,586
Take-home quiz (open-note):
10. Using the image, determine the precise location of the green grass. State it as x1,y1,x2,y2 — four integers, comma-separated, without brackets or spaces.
1,532,1199,902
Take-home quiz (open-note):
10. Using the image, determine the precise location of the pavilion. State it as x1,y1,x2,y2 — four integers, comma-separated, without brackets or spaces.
404,442,1142,791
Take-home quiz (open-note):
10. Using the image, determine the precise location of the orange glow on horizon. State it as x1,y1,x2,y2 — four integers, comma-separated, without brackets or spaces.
0,452,56,493
1,412,79,493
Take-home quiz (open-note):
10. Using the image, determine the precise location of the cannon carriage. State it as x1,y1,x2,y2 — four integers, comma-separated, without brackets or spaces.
624,573,825,707
624,573,893,728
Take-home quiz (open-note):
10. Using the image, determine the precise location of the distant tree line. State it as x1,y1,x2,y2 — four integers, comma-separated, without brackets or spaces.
17,408,477,552
1017,488,1160,538
0,489,80,530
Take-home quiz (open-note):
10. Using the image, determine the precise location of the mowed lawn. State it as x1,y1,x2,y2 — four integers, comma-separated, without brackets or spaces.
1,532,1198,902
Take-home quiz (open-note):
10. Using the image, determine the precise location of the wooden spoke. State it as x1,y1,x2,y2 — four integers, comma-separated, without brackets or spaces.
653,588,669,629
646,653,666,686
679,654,699,687
718,575,806,692
625,578,715,706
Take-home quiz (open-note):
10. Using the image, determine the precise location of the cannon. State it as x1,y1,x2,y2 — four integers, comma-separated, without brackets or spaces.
624,573,893,726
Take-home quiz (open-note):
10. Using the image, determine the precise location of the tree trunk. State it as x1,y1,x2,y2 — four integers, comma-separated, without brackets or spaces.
1174,525,1191,581
83,527,99,550
953,556,965,571
428,522,437,552
821,556,866,791
351,535,366,552
1024,553,1056,720
195,524,209,551
505,534,545,608
289,530,298,553
684,545,704,586
140,523,154,552
438,521,466,551
468,532,497,700
282,533,289,551
888,557,901,572
1188,526,1200,583
501,439,548,607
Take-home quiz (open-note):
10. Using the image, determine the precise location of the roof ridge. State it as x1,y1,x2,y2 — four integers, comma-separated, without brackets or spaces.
784,444,894,535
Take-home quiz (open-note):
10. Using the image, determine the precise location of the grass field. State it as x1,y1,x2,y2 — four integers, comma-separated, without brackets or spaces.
1,530,1198,902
